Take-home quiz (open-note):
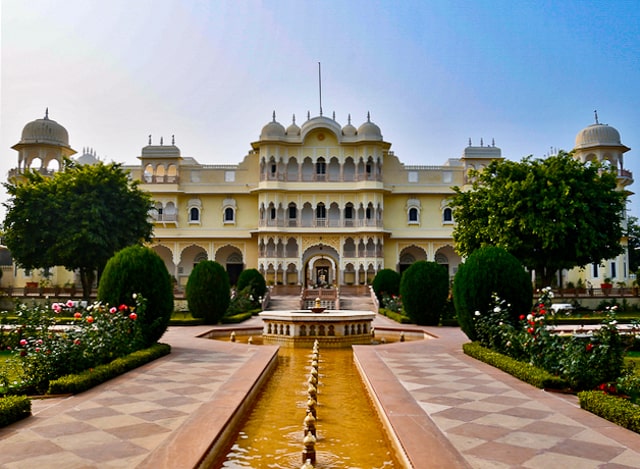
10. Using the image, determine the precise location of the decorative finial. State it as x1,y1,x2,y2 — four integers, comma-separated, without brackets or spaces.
307,110,310,120
272,110,276,122
172,134,175,145
160,136,163,146
480,137,484,147
367,111,371,122
468,138,472,146
45,107,49,119
148,134,152,145
348,114,352,125
332,111,335,120
292,114,296,124
492,138,495,147
594,109,599,124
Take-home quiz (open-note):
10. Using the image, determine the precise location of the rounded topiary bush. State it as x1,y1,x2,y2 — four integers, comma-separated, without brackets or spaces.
399,261,449,326
98,245,174,347
371,268,401,303
186,261,230,324
236,268,267,301
453,245,533,341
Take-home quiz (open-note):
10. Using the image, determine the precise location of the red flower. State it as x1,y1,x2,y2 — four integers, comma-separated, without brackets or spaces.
74,312,82,319
586,343,594,352
129,312,137,320
74,339,81,345
118,304,128,311
519,314,525,320
527,327,534,334
19,339,27,346
86,316,94,324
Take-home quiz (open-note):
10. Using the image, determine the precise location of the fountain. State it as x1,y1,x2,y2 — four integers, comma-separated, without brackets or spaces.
259,305,376,348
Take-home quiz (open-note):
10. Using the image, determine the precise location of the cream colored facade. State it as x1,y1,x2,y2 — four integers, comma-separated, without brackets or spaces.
127,113,494,288
4,110,633,291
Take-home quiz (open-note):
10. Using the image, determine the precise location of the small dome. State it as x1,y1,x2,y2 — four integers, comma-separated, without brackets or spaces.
260,111,285,140
19,109,70,147
75,147,99,165
342,114,357,137
286,115,300,136
575,123,622,149
357,112,382,140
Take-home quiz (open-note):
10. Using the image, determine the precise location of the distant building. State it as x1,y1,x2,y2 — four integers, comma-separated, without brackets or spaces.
3,110,633,292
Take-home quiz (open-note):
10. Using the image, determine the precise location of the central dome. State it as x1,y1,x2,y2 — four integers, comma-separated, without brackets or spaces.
18,110,70,147
575,123,622,149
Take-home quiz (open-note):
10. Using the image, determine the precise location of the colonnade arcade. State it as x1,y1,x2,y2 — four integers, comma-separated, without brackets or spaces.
260,155,383,183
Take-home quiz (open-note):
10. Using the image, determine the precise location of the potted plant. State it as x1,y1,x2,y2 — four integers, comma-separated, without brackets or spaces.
576,278,586,294
601,277,613,296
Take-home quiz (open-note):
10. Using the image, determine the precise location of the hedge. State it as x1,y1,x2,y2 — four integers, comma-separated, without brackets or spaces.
222,310,259,324
47,343,171,395
578,390,640,434
379,308,413,324
462,342,568,389
0,395,31,428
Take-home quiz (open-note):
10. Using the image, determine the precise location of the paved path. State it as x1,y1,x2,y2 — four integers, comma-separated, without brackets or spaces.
0,316,638,468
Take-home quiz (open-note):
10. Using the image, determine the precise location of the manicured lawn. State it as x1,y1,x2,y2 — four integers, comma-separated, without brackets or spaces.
0,351,22,393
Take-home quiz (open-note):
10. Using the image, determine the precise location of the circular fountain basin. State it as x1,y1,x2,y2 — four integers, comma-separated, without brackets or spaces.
259,310,376,348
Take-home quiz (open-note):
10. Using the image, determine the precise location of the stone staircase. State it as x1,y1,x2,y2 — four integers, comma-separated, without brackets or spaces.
266,293,376,312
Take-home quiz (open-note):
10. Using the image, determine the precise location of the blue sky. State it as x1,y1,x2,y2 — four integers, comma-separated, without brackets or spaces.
2,0,640,214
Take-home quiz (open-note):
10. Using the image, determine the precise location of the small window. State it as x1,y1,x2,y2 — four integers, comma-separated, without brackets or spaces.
316,203,326,219
224,207,235,223
366,207,372,219
270,207,276,219
592,263,599,278
610,262,617,279
408,171,418,183
443,208,453,223
408,207,419,223
190,207,200,222
316,158,326,175
288,204,297,219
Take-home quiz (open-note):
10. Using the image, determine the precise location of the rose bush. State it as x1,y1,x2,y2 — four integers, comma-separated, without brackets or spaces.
2,295,145,394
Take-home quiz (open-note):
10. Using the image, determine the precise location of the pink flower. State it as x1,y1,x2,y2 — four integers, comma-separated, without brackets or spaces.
35,347,40,353
74,339,81,345
36,339,43,345
19,339,27,346
66,300,75,308
109,307,117,314
129,312,137,320
52,303,62,313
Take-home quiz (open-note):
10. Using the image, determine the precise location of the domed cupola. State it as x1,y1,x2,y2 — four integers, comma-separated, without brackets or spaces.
357,112,382,141
75,147,100,165
260,111,286,140
285,114,301,137
342,114,357,137
18,108,71,148
11,109,76,174
575,120,624,151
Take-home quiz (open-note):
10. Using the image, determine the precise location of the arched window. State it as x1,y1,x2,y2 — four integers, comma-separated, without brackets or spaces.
408,207,419,222
223,198,236,224
316,157,326,175
316,203,326,220
407,198,420,225
443,207,453,223
190,207,200,222
224,207,235,222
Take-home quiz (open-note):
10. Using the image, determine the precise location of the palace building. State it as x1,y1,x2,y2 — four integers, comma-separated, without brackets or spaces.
2,109,633,292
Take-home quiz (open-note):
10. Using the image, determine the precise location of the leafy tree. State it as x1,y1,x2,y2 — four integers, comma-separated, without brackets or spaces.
186,261,230,324
3,161,153,298
371,268,401,303
451,151,626,287
98,245,174,347
453,246,533,341
626,215,640,274
399,261,448,326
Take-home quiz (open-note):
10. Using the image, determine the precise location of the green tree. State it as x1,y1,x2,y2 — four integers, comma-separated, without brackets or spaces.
236,268,267,301
453,246,533,341
186,261,230,324
3,161,153,298
371,268,401,303
626,215,640,274
399,261,448,326
451,152,626,287
98,245,174,347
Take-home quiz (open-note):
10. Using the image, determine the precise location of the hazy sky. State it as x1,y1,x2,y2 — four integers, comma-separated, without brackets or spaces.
2,0,640,214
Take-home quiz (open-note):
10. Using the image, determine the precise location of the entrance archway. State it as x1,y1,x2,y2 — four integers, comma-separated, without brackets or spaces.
302,244,340,288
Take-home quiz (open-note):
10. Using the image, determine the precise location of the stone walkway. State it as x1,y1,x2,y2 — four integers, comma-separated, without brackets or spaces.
0,316,638,468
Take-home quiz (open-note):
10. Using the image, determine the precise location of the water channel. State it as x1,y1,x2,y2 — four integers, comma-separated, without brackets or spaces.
212,337,403,468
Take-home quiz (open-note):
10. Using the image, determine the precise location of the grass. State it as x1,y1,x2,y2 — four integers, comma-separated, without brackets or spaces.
0,351,23,393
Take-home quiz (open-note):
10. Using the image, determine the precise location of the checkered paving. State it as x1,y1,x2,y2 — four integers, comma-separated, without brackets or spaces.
378,335,640,469
0,329,254,469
